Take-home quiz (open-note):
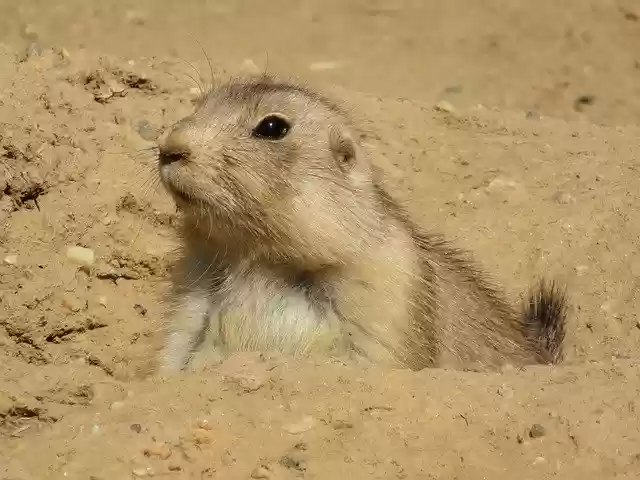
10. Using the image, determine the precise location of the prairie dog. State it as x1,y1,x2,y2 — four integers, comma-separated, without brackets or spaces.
156,76,567,374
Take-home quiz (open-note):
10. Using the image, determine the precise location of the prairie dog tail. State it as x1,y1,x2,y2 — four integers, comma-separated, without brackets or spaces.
522,279,568,364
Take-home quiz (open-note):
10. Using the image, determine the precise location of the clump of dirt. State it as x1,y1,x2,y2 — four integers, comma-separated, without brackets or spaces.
1,135,47,212
75,66,160,104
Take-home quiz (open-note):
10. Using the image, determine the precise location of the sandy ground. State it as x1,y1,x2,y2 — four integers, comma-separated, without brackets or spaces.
1,1,640,478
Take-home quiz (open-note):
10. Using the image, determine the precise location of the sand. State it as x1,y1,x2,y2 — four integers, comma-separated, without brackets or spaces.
1,1,639,478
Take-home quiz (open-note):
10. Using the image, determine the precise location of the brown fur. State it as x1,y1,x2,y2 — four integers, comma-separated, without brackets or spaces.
155,75,568,374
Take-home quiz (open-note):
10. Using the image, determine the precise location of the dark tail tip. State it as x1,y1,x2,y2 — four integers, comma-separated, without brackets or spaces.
522,279,569,365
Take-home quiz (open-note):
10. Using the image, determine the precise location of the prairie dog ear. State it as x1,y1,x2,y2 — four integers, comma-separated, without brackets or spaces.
329,125,358,172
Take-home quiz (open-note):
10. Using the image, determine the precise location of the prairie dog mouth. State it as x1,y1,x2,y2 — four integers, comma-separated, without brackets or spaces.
158,162,230,217
165,182,191,204
158,163,194,204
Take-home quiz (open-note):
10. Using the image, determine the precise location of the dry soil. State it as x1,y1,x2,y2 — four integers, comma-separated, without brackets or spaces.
1,1,639,479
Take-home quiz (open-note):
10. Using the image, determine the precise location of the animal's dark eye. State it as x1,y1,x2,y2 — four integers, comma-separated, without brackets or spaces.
252,115,291,140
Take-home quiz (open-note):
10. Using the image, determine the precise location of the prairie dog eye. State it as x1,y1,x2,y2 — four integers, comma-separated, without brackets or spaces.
252,114,291,140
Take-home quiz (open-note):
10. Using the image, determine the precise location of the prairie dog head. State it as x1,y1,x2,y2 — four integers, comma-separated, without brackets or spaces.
157,77,384,264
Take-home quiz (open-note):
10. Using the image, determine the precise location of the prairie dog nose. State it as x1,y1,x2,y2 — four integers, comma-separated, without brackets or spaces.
158,122,197,165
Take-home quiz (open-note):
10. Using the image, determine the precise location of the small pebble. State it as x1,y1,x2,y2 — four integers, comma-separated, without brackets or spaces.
197,418,213,430
3,254,18,265
109,401,125,411
284,415,315,434
102,215,119,226
130,423,142,433
132,467,154,477
98,296,108,307
532,456,546,465
91,424,100,435
133,304,148,316
65,246,95,268
434,100,455,113
106,79,127,95
529,423,546,438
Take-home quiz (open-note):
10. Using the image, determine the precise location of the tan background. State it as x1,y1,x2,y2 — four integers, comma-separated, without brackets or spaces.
1,1,639,478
